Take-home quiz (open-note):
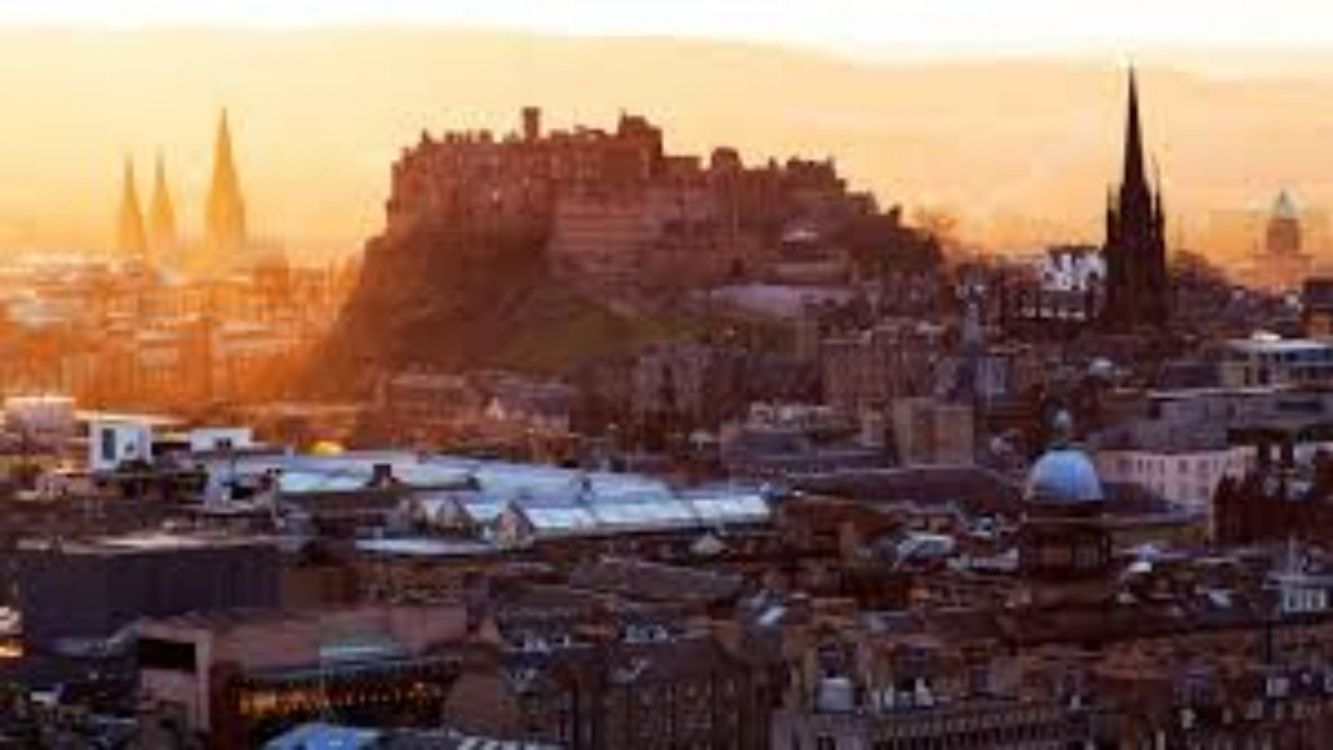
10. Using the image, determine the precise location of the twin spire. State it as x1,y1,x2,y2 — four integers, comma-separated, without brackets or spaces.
117,109,247,266
149,152,176,255
206,109,247,257
116,157,147,259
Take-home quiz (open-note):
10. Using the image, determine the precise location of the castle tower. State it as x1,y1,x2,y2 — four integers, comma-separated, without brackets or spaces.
1102,70,1169,330
116,156,147,260
205,109,247,264
147,151,178,263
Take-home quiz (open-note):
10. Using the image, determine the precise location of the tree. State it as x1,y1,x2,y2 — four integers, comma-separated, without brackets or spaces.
841,213,943,279
1170,249,1227,287
912,206,964,258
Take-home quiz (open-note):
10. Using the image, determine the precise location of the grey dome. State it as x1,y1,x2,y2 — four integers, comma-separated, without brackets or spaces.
1025,447,1103,503
1274,189,1299,220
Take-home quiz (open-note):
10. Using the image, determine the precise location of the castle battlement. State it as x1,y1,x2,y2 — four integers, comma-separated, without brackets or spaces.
376,108,886,293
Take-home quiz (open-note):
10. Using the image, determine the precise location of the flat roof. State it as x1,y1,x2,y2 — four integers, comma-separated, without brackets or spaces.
1225,338,1333,354
1144,385,1286,400
355,537,499,558
76,410,182,427
18,531,276,556
139,602,465,636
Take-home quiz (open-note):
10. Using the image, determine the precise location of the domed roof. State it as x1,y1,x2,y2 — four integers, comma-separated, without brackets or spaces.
1025,447,1104,503
1274,189,1299,220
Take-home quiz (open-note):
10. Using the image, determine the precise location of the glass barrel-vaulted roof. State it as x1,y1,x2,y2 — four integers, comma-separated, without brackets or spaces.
225,449,770,537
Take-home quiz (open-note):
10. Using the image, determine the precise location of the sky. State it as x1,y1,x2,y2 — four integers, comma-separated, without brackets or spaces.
7,0,1333,57
0,4,1331,262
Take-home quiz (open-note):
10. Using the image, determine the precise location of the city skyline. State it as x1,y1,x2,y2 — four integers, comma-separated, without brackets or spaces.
12,1,1333,59
9,8,1333,748
0,25,1331,262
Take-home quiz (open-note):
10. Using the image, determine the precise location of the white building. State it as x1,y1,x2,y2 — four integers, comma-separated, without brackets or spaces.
87,417,155,472
188,427,254,453
1217,333,1333,388
1096,446,1253,537
1039,245,1105,292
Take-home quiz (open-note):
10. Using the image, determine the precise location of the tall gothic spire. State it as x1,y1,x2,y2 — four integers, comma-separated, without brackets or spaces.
148,151,177,260
117,156,146,260
1153,156,1165,226
1122,68,1147,192
1103,68,1169,331
206,108,247,257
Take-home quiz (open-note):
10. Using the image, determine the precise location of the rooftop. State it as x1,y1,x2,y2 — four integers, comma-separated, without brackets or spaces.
1225,336,1332,355
18,531,275,556
355,537,500,559
210,450,771,537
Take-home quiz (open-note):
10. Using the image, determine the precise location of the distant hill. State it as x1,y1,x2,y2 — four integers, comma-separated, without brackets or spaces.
4,28,1333,259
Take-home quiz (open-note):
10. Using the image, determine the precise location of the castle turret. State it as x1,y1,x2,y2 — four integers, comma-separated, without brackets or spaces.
147,151,177,263
205,109,247,265
116,156,147,260
521,106,541,142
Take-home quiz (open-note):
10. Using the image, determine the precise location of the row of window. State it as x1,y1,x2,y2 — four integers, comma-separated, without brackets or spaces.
1113,455,1244,478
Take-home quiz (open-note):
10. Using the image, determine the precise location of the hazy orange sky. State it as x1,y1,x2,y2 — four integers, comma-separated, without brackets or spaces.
4,18,1333,261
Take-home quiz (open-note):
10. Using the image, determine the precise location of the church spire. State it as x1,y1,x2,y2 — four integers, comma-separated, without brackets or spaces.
1153,156,1165,225
1123,68,1147,192
205,108,247,261
148,151,177,261
1102,68,1169,331
116,155,146,260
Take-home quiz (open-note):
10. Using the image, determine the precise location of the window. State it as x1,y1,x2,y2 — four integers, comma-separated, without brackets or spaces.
137,637,197,673
1075,544,1104,569
1039,544,1073,568
100,427,117,463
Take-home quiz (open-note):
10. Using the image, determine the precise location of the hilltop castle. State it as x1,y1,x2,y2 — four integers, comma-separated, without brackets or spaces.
323,107,937,383
116,109,254,275
379,107,909,293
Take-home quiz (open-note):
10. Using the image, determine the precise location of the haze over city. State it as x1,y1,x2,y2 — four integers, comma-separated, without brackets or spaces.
10,4,1333,748
5,4,1333,260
